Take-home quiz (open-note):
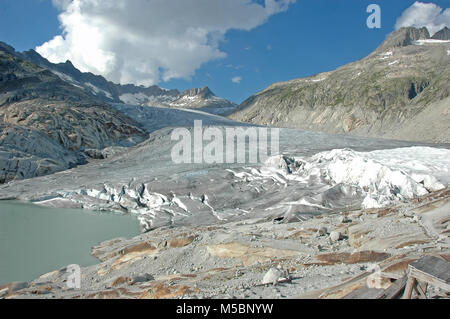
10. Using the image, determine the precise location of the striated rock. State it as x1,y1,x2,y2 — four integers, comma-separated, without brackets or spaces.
111,276,129,287
0,48,147,183
112,242,159,271
87,288,142,299
206,242,302,266
314,251,391,265
129,273,154,285
348,223,431,250
169,236,197,248
0,281,29,297
140,283,197,299
0,124,81,183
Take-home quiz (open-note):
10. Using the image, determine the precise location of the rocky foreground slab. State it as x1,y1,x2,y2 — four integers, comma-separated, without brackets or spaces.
2,188,448,299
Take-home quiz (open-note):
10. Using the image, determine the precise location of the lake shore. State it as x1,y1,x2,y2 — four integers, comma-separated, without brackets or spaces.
2,188,449,299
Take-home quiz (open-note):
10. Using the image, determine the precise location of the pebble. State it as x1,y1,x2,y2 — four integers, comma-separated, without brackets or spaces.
317,227,328,236
130,273,154,284
10,282,29,293
0,288,8,298
339,216,350,223
330,231,342,242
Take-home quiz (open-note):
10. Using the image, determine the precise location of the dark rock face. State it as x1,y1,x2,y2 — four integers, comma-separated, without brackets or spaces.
432,27,450,40
0,42,236,114
18,48,180,104
180,86,215,99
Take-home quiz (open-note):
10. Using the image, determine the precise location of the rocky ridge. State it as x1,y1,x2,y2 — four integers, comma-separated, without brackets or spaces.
0,47,147,183
1,42,237,115
229,27,450,143
432,27,450,40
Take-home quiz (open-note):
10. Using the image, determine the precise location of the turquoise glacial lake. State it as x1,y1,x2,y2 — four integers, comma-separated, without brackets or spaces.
0,201,140,285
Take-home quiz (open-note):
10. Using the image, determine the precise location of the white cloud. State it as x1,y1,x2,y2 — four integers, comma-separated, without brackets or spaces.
37,0,295,86
232,76,242,84
395,1,450,36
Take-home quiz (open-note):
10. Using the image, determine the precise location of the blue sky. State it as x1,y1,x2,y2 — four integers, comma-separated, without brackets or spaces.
0,0,449,103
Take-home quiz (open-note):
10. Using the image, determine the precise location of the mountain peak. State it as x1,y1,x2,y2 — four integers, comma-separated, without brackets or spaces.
377,27,430,52
0,41,17,55
181,86,215,99
432,27,450,40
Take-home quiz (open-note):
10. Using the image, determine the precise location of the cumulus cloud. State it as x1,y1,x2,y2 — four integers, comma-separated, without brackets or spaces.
395,1,450,36
37,0,295,86
232,76,242,84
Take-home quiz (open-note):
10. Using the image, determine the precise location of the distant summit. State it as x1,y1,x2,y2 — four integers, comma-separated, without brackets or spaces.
170,86,237,116
432,27,450,40
180,86,215,99
376,27,430,52
0,41,16,55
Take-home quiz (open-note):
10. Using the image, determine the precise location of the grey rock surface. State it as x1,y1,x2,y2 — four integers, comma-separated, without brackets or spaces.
229,27,450,143
432,27,450,40
3,188,448,299
0,43,237,115
0,48,147,183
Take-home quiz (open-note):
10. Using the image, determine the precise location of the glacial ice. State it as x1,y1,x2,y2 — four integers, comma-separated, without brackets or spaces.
264,147,449,209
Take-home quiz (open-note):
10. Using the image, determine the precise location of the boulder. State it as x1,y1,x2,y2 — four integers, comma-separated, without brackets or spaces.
330,231,342,242
262,268,288,285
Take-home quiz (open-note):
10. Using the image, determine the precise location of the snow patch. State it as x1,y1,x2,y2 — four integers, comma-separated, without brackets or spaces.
379,51,393,60
85,83,113,99
414,39,450,45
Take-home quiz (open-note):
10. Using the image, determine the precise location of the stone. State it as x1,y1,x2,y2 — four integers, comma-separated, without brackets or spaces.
262,268,288,286
317,227,328,236
111,276,129,287
348,223,431,250
366,273,392,289
10,281,29,292
112,242,159,270
129,273,154,284
140,284,197,299
169,236,197,248
206,242,301,266
330,231,342,242
339,216,350,224
0,288,8,298
315,251,391,265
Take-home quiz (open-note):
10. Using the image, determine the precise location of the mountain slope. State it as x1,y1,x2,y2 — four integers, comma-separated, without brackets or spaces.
432,27,450,40
230,27,450,143
1,43,237,115
0,47,147,183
